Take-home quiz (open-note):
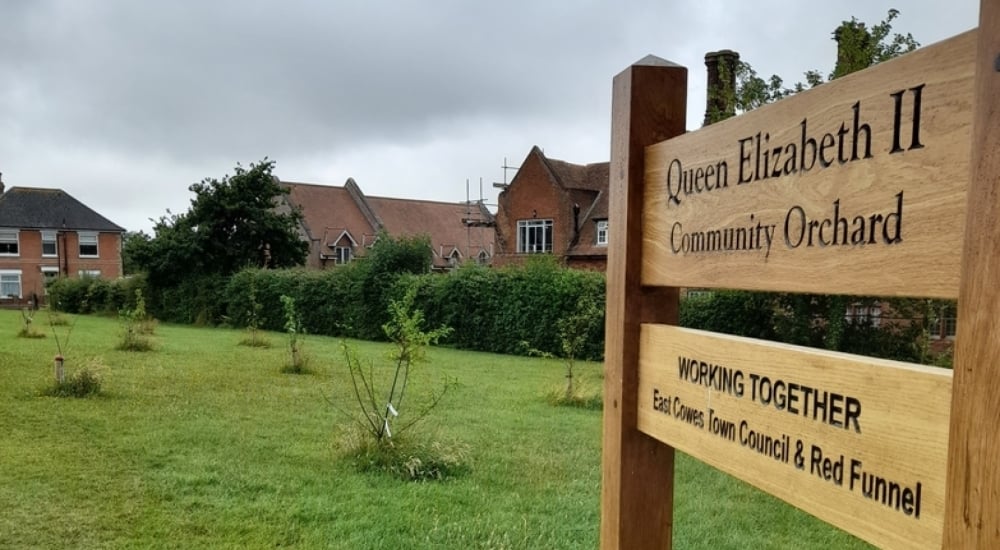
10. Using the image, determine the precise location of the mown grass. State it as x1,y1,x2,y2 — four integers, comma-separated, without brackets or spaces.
0,309,871,549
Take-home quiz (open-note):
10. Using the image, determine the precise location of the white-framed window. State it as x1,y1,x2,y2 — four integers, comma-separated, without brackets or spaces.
0,229,19,256
930,317,958,340
596,220,609,246
78,232,99,258
41,230,58,257
846,304,882,328
0,270,22,299
477,250,490,265
929,304,957,340
41,266,59,294
334,246,352,265
447,249,461,267
78,270,101,279
517,219,553,254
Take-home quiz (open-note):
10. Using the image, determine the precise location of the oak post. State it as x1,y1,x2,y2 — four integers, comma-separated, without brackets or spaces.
943,1,1000,547
601,56,687,549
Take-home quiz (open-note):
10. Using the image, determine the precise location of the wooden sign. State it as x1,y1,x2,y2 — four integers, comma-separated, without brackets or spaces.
601,2,1000,548
641,30,976,299
637,325,952,549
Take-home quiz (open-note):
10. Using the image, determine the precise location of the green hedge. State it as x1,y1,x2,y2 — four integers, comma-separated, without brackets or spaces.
414,258,605,359
218,257,606,361
46,274,148,315
52,235,607,361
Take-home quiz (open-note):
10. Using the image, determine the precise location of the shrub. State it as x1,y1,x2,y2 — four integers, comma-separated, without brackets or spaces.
237,275,271,348
280,295,309,374
117,289,155,352
47,274,148,316
338,287,452,442
335,288,461,480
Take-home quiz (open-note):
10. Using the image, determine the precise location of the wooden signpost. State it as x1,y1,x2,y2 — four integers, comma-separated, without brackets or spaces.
601,1,999,548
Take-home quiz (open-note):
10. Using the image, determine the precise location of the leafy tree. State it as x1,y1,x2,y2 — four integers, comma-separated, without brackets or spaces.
121,230,152,276
131,159,307,286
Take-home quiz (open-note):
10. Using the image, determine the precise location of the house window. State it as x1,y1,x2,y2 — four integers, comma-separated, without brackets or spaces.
334,246,352,265
517,219,553,254
846,304,882,328
596,220,609,246
78,232,99,258
0,229,19,256
447,249,461,267
477,250,490,265
0,270,22,299
928,307,958,340
42,231,58,257
41,267,59,294
78,270,101,279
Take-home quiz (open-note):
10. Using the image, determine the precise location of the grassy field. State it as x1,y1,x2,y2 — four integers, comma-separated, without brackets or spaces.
0,309,871,549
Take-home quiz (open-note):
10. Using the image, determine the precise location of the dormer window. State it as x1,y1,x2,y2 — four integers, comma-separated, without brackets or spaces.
334,246,352,265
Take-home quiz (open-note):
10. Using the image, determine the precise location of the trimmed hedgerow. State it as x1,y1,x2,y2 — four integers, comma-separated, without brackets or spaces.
47,274,148,316
219,255,606,361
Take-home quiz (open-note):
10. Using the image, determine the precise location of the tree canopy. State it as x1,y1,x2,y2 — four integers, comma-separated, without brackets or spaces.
127,159,307,285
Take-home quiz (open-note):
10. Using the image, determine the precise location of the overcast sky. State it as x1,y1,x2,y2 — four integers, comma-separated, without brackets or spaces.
0,1,980,234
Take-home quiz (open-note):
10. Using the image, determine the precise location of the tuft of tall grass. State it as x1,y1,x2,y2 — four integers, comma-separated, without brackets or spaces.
336,425,470,481
41,362,103,398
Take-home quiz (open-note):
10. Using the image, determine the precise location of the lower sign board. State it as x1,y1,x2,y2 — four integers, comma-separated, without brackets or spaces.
637,325,952,549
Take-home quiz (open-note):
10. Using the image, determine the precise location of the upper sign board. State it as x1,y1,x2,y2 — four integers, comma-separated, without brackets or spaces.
641,30,976,299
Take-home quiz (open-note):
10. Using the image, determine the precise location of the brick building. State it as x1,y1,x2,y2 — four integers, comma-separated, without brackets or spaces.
494,146,610,270
0,181,125,306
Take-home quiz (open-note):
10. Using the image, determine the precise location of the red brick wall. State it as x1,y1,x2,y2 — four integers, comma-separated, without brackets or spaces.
0,229,122,306
495,152,571,266
567,256,608,271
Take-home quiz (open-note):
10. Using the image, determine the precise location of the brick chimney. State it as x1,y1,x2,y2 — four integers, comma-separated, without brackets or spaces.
704,50,740,125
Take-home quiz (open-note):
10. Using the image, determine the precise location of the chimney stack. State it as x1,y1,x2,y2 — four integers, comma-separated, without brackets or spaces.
0,172,5,195
704,50,740,125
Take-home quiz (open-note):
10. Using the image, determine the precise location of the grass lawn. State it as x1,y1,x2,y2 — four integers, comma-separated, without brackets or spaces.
0,309,872,549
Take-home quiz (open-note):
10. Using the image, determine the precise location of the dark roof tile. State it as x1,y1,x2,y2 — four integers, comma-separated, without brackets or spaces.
0,187,125,232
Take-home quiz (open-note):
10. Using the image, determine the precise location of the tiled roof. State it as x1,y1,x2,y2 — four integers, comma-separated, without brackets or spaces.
0,187,125,232
542,152,609,194
281,179,496,268
281,180,378,246
366,195,495,264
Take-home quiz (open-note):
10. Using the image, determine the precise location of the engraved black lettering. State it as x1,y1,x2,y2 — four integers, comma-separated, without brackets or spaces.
890,85,925,154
